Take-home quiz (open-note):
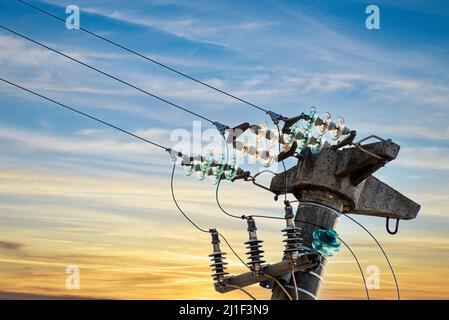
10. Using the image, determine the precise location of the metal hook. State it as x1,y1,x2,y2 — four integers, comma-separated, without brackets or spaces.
386,217,400,235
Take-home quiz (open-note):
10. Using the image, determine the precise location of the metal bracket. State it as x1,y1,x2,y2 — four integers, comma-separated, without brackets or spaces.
282,113,309,133
215,252,319,293
386,217,400,235
266,111,287,124
213,121,230,135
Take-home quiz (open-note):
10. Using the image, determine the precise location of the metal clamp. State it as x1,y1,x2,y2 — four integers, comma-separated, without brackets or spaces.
386,217,400,235
213,121,230,135
267,110,287,124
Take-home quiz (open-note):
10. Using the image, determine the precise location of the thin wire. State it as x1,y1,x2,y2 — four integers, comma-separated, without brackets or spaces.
216,135,246,220
225,285,257,300
273,125,296,301
172,163,253,289
295,216,370,300
215,183,295,300
0,24,214,124
3,58,371,299
0,76,250,290
252,170,278,178
275,124,288,202
216,178,245,220
291,266,299,300
0,77,168,151
263,274,293,301
343,213,400,300
338,237,370,300
1,77,252,296
214,151,293,301
251,214,283,220
218,232,248,268
15,0,269,114
292,199,400,300
287,204,369,299
170,163,210,233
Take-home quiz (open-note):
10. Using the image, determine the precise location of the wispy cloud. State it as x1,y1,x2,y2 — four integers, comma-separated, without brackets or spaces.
396,147,449,171
1,0,448,300
0,124,168,157
0,240,25,251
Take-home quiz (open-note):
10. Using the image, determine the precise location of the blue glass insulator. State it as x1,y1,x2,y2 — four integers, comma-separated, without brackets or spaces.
312,228,341,257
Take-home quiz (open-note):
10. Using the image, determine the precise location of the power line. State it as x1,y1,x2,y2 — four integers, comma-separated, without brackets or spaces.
225,285,257,300
218,232,248,269
170,163,210,233
0,24,216,124
338,237,370,300
0,76,169,151
290,266,299,300
276,124,288,202
216,180,246,219
1,75,255,297
2,76,211,246
343,213,400,300
15,0,269,114
1,74,370,299
171,163,251,280
213,159,294,300
264,274,294,301
2,6,395,299
215,136,246,220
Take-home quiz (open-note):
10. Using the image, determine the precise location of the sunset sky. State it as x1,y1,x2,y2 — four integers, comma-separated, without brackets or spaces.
0,0,448,299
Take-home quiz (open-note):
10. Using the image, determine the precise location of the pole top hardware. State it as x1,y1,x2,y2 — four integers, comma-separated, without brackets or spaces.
266,111,288,124
213,121,230,135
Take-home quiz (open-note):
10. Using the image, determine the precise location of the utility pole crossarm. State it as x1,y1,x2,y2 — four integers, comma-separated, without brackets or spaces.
352,175,420,219
215,252,320,293
270,139,420,220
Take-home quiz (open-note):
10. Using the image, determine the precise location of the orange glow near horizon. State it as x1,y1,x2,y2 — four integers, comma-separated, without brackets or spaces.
1,170,447,300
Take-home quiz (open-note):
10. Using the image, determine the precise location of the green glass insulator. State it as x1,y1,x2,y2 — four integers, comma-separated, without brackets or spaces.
213,154,226,184
287,124,300,144
224,157,238,181
299,107,318,151
199,150,214,180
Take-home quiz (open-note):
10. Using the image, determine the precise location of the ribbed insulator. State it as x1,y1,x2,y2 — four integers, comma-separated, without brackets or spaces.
209,250,229,282
244,239,265,270
282,225,303,257
245,217,265,271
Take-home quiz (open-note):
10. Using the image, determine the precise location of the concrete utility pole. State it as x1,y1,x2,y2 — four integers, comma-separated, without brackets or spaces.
269,137,421,300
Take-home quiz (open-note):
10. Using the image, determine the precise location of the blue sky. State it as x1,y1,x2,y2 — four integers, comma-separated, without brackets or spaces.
1,0,448,201
0,0,449,299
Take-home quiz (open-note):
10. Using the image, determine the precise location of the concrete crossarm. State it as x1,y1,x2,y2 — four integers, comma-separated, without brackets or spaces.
351,175,420,219
270,140,420,220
